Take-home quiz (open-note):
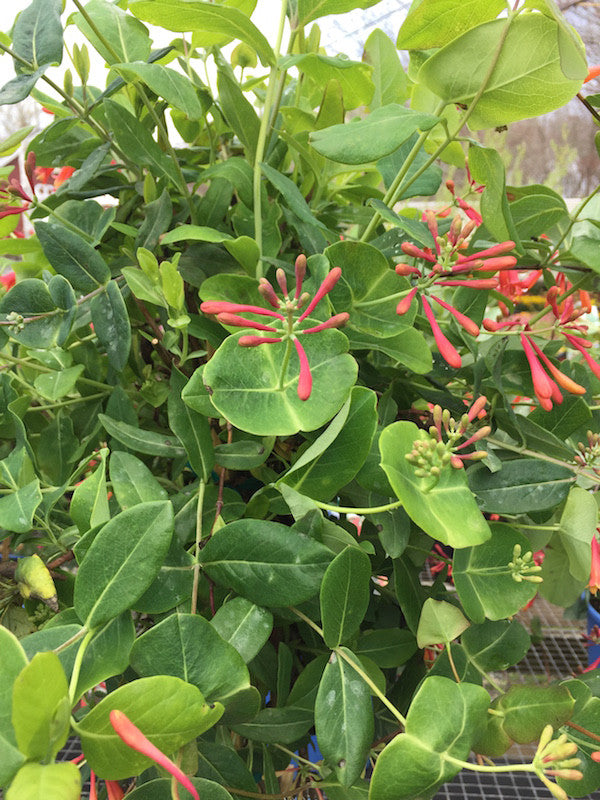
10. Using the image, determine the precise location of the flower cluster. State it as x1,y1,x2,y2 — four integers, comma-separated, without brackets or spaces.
533,725,582,800
508,543,543,584
574,431,600,475
405,396,490,483
201,255,349,401
395,212,516,368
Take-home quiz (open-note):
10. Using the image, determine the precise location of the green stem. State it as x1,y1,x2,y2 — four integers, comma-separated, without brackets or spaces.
191,480,206,616
53,626,87,654
443,754,536,775
253,0,288,279
487,436,599,483
445,642,461,683
361,12,516,242
313,499,403,515
27,392,108,412
277,336,294,391
68,628,94,706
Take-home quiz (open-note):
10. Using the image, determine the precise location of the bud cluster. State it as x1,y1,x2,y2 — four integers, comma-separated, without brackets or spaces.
508,543,543,584
405,396,490,483
574,431,600,474
532,725,582,800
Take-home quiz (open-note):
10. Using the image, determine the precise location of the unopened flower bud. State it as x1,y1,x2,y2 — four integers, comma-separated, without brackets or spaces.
276,268,289,297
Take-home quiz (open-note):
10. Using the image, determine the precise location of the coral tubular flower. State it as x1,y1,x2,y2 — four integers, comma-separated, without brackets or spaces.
397,287,419,315
54,165,76,188
520,334,557,402
564,334,600,380
294,254,306,299
106,780,126,800
294,338,312,401
298,266,342,322
430,295,479,336
527,338,586,396
239,335,283,346
109,710,199,800
215,312,278,332
299,312,349,334
421,296,462,368
589,536,600,595
200,301,284,320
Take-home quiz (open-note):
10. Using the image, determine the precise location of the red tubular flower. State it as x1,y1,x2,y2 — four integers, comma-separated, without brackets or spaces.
589,536,600,595
0,204,29,220
54,165,76,188
106,780,125,800
239,335,282,346
215,312,278,332
457,241,516,262
298,267,342,322
430,295,479,336
397,287,419,315
421,296,462,368
527,338,586,396
435,278,498,289
25,151,36,193
1,271,16,290
564,334,600,380
109,710,199,800
294,254,306,299
299,312,349,334
293,338,312,401
395,263,422,277
520,334,559,409
200,301,284,320
276,268,288,297
473,256,517,271
401,242,436,262
35,166,54,184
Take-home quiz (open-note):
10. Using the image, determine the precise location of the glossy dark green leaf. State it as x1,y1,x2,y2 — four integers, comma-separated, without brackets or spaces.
453,522,538,624
76,676,222,779
310,104,438,164
320,546,371,648
132,536,194,614
261,161,328,232
124,778,234,800
99,414,185,458
104,100,180,187
12,652,70,762
369,677,489,800
315,648,374,786
200,519,332,606
196,739,258,793
461,619,531,673
90,281,131,372
468,458,574,513
129,0,274,66
35,221,110,292
231,707,313,744
497,684,575,743
130,613,250,706
36,413,81,484
354,628,417,668
69,448,109,533
74,501,174,629
109,451,168,510
12,0,63,70
168,368,214,481
393,556,428,635
380,421,490,548
211,597,273,663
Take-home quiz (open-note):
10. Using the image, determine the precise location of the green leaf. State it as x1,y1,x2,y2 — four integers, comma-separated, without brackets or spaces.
122,778,235,800
397,0,506,49
0,125,34,157
133,537,194,615
369,677,489,800
379,421,491,548
320,547,371,648
70,448,110,533
109,451,168,510
104,100,180,187
33,365,84,402
203,330,357,436
416,598,470,648
130,613,250,707
0,627,27,744
294,0,380,28
0,68,48,105
75,613,135,698
281,53,374,110
217,59,260,163
508,188,570,238
556,486,596,582
73,501,174,629
211,597,273,663
453,522,538,624
467,458,574,514
0,479,42,534
281,387,378,501
468,144,520,248
230,707,314,744
0,279,71,349
168,368,214,481
461,619,531,673
129,0,275,66
315,649,374,787
0,733,25,787
112,62,203,118
261,162,328,232
309,104,439,164
90,281,131,372
99,414,186,458
36,413,80,484
496,684,575,743
12,652,70,762
35,221,110,292
122,267,165,307
72,0,150,64
354,628,417,668
346,327,433,374
76,676,221,779
556,680,600,797
12,0,63,70
418,13,587,130
200,518,332,606
6,763,80,800
363,29,408,110
326,240,415,337
55,143,111,198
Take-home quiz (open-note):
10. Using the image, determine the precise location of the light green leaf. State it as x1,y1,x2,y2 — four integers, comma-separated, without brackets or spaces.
70,448,110,533
0,479,42,534
33,365,84,402
211,597,273,663
416,598,470,648
363,29,408,110
496,684,575,743
397,0,506,49
418,13,587,129
112,62,203,118
109,451,168,510
72,0,151,64
294,0,380,28
468,143,520,248
281,52,374,110
0,627,27,744
557,486,596,582
6,763,80,800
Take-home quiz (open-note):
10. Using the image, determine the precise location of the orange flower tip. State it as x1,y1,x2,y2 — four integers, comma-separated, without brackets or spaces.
585,65,600,83
483,318,500,331
591,751,600,763
395,263,421,276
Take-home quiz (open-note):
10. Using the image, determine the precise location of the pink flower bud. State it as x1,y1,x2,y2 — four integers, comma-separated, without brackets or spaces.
467,396,487,421
201,301,284,320
276,268,289,297
450,455,464,469
563,333,592,349
458,241,515,262
298,267,342,322
25,151,36,193
9,178,31,202
565,334,600,379
109,710,199,800
216,312,278,332
421,295,462,368
521,334,555,400
430,295,479,336
300,312,349,334
238,335,282,346
475,256,518,271
397,287,419,316
435,278,498,289
401,242,436,262
293,338,312,400
294,254,307,299
258,279,281,309
395,263,421,277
